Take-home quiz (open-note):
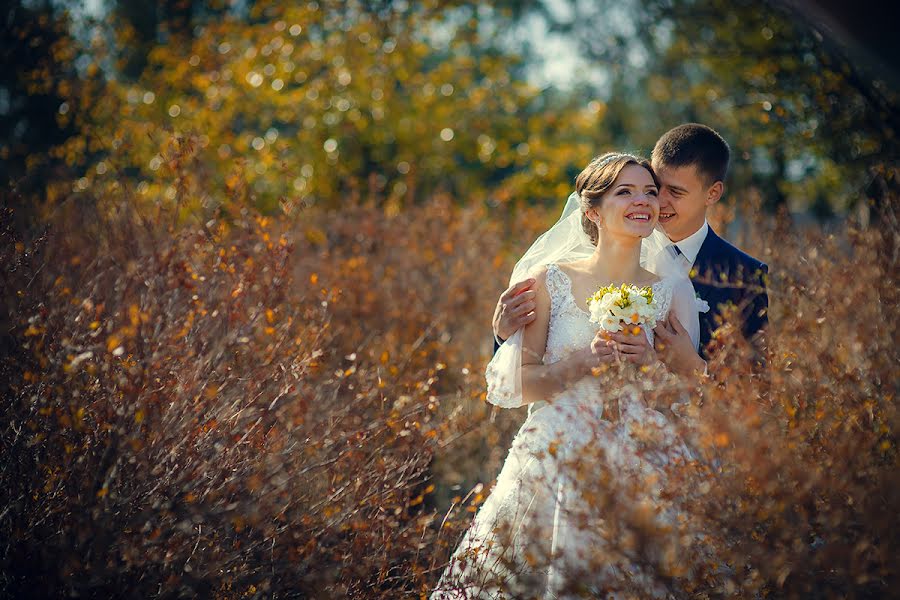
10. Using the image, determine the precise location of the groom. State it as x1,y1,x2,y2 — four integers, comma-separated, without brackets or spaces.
492,123,768,375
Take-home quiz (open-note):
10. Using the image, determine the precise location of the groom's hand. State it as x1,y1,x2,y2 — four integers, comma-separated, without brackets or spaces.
654,315,707,377
493,279,537,342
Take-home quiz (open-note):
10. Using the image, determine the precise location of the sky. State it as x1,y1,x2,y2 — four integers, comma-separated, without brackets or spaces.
517,1,590,90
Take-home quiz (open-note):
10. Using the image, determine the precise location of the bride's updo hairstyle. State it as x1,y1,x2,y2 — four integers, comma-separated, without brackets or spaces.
575,152,657,245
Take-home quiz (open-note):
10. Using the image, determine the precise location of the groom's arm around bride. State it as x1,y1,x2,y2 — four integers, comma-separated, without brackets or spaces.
492,123,769,375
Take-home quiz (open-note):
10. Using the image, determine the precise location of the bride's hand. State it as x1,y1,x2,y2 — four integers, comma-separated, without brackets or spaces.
588,330,618,366
609,326,657,366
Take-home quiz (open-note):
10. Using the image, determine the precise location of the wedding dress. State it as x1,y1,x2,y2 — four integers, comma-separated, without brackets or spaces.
431,264,701,600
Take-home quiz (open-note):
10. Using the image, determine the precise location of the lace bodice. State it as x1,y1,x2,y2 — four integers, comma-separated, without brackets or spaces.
484,263,685,411
542,263,677,365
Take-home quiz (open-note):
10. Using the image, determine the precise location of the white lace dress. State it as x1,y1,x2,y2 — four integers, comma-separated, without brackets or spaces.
432,264,701,600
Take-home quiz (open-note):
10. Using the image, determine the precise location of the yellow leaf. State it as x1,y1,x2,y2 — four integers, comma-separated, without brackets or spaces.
305,227,326,245
106,334,121,352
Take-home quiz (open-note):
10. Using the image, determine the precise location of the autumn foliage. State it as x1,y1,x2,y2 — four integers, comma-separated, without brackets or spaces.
2,128,898,597
1,175,492,596
2,0,899,597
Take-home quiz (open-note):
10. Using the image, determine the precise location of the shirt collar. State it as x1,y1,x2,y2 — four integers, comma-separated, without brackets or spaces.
669,220,709,264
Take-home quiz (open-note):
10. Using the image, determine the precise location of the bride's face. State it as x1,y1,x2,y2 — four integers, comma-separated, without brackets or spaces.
588,164,659,239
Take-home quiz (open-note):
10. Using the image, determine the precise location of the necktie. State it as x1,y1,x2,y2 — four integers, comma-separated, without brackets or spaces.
669,244,690,272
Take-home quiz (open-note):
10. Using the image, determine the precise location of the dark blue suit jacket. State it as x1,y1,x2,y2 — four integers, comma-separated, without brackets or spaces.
689,227,768,359
493,227,769,359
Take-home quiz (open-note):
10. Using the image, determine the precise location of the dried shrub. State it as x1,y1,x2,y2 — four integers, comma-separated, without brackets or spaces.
0,171,527,597
2,145,898,598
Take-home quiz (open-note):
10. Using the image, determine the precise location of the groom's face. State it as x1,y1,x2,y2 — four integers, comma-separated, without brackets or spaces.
651,161,719,242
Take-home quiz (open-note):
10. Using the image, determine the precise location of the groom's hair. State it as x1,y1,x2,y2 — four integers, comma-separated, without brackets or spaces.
652,123,730,185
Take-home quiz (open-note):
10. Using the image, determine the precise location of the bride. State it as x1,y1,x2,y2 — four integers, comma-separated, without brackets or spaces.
432,153,703,599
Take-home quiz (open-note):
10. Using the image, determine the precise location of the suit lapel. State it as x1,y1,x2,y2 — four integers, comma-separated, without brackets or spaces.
690,228,724,355
691,227,722,282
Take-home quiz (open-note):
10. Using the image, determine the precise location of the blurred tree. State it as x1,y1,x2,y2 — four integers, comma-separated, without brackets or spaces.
43,0,605,218
0,1,81,195
540,0,899,218
110,0,235,78
11,0,897,222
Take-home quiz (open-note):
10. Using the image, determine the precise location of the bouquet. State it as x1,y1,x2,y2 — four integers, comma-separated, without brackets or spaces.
587,283,658,334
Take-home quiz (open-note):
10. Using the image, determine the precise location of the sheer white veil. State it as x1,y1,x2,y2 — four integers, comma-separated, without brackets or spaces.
507,191,595,286
485,191,594,408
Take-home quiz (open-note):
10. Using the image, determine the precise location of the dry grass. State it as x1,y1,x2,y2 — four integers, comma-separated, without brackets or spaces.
1,147,898,598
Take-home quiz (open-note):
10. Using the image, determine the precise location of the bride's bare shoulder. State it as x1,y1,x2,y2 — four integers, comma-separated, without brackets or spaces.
638,267,662,286
525,263,566,297
555,259,589,277
525,264,552,290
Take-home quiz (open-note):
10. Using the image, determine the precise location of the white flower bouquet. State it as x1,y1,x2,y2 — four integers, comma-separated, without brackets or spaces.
587,283,658,333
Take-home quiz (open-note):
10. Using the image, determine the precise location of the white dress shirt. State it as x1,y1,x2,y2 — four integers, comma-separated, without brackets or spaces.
670,220,709,266
648,220,711,373
647,220,709,275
